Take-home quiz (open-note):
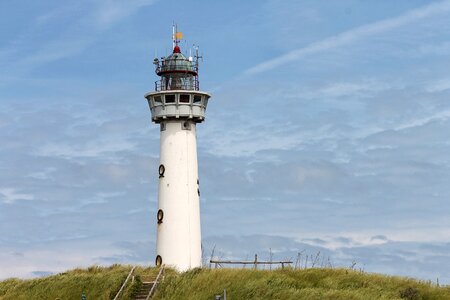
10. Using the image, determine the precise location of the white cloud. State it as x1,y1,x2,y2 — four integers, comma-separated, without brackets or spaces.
426,78,450,93
244,0,450,75
299,235,390,250
17,38,93,68
26,168,57,180
0,0,158,74
318,81,390,98
36,139,136,158
394,109,450,131
95,0,157,29
0,188,35,204
0,243,126,279
300,226,450,247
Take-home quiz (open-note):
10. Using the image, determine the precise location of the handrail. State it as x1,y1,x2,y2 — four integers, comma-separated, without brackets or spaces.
154,79,199,91
113,266,136,300
210,256,293,270
145,267,164,300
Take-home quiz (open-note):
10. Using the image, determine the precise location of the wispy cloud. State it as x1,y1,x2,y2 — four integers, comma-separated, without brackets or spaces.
394,109,450,131
0,188,35,204
0,0,158,74
244,0,450,76
95,0,157,29
36,139,136,159
304,79,391,99
426,78,450,93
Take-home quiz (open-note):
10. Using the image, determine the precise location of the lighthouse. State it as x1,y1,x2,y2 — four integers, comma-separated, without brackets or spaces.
144,26,211,271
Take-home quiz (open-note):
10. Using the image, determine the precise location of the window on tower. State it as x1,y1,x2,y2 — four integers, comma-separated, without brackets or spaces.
165,94,175,104
155,255,162,266
179,94,190,103
154,96,162,105
193,95,202,104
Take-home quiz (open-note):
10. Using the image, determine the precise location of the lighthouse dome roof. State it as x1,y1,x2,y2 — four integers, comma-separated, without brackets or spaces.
159,51,195,74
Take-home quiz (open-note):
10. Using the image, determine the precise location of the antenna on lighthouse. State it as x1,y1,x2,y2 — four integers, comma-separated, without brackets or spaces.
193,44,202,73
172,22,176,49
172,22,183,50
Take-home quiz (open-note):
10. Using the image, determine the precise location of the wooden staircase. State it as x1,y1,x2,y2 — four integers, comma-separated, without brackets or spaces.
134,279,156,300
113,267,164,300
133,268,164,300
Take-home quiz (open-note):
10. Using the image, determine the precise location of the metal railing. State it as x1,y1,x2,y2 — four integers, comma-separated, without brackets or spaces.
113,266,136,300
154,79,199,91
145,267,165,300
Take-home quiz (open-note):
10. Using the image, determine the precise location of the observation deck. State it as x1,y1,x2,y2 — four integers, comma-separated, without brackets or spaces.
145,90,210,123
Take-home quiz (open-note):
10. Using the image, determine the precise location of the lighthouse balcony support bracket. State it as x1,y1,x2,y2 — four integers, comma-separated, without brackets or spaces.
145,90,210,123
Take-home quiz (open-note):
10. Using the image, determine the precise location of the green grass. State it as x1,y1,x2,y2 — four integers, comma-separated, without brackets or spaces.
1,266,449,300
153,268,450,300
0,264,135,300
0,265,163,300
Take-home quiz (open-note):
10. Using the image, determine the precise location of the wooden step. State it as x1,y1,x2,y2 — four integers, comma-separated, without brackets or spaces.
133,281,156,300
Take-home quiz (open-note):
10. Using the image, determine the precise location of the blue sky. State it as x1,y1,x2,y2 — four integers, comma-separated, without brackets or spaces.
1,0,450,283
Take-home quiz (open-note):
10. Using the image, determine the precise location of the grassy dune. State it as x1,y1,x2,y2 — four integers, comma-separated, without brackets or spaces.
154,268,450,300
0,265,131,300
0,265,160,300
1,265,449,299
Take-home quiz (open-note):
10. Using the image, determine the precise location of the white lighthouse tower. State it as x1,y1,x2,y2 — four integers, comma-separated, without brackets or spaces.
144,27,211,271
